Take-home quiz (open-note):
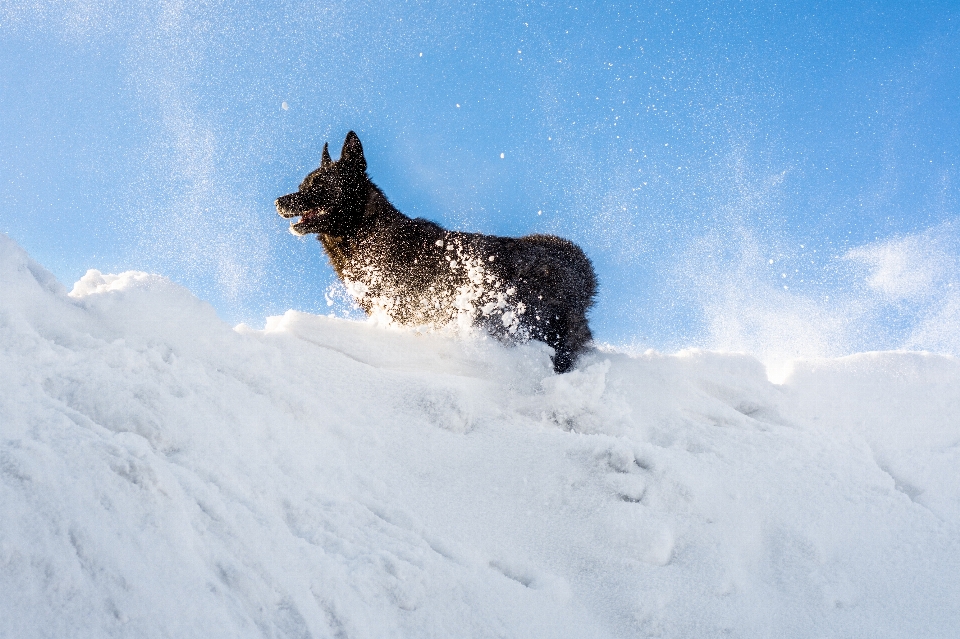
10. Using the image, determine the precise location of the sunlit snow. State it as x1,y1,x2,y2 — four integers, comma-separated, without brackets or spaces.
2,233,958,637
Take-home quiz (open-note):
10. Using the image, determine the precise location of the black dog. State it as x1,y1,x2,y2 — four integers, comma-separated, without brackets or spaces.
276,132,596,373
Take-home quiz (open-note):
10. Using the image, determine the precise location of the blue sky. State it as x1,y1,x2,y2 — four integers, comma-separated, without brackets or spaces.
2,1,959,358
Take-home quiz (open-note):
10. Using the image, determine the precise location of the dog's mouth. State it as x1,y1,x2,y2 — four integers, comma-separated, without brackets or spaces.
287,208,325,236
276,194,328,235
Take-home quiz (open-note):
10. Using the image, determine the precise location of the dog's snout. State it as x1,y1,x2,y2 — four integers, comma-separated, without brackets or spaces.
276,193,300,218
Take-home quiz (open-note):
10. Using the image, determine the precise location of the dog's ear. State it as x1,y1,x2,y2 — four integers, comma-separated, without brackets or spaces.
340,131,367,173
321,142,332,168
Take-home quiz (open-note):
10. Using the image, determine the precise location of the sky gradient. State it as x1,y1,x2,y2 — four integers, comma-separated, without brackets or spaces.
2,1,959,363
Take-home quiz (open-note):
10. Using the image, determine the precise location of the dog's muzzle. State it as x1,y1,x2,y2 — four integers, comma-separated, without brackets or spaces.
277,193,326,236
275,193,305,219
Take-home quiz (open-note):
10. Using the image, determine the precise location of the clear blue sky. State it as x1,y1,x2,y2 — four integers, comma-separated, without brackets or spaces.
2,1,958,356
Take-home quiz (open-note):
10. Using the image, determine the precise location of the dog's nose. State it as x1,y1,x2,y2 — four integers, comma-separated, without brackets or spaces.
275,196,295,218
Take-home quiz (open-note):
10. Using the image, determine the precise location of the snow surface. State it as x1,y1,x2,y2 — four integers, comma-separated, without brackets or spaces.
1,232,958,638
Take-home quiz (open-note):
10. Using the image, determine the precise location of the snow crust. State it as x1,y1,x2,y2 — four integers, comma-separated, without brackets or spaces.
1,233,958,638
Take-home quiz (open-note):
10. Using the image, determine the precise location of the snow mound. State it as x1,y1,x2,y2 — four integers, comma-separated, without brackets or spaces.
1,233,958,638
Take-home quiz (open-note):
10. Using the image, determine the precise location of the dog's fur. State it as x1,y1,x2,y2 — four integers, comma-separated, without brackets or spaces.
276,132,597,373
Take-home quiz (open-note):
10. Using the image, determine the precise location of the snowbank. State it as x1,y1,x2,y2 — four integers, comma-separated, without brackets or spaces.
1,233,958,638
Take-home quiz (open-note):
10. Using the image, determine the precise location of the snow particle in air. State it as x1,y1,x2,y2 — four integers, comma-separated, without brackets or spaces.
281,102,289,111
500,153,505,159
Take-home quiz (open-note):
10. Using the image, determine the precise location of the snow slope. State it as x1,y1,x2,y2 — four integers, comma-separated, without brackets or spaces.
1,232,958,638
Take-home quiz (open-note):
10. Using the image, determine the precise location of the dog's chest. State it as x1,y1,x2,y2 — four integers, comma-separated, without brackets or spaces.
336,230,525,332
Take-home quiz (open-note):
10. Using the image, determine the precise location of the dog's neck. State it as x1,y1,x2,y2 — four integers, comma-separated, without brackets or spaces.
364,182,404,223
318,179,405,280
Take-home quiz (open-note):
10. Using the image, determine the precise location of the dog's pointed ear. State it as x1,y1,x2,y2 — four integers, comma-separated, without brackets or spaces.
340,131,366,173
321,142,332,168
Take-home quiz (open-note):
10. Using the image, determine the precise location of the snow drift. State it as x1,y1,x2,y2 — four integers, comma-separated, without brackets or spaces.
1,233,958,638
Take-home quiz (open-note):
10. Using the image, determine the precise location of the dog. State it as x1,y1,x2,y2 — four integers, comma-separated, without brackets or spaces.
276,131,596,373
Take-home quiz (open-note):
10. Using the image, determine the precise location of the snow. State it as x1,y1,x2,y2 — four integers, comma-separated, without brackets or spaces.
1,232,958,638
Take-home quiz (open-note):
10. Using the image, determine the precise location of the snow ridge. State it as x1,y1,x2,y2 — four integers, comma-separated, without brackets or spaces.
1,233,958,638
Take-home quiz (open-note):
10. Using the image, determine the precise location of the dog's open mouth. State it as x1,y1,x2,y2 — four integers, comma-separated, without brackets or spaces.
287,208,324,236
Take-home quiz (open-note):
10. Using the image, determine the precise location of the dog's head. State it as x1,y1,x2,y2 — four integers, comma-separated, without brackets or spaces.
276,131,369,236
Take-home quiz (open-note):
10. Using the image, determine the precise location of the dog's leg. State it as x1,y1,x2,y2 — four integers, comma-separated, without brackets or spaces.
550,309,593,374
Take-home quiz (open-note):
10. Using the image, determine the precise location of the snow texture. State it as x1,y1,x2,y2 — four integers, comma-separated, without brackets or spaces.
1,232,958,638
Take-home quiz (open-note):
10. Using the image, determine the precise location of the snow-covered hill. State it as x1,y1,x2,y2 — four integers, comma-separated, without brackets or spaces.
1,233,958,638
